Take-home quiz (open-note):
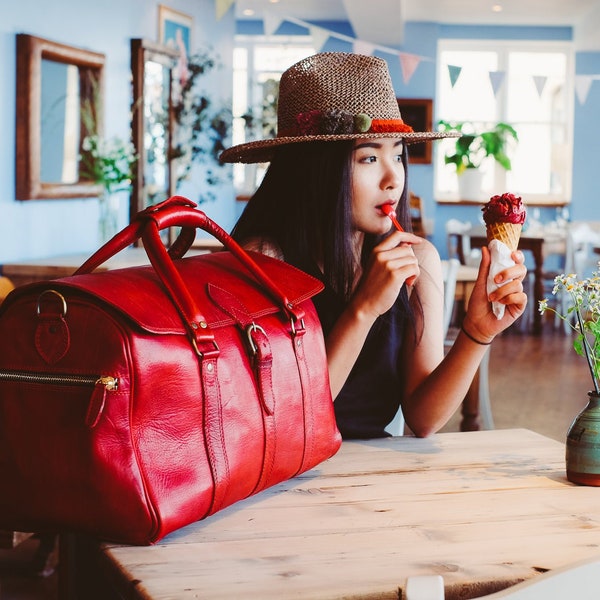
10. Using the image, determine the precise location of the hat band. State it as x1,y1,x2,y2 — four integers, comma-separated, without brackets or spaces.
278,109,414,138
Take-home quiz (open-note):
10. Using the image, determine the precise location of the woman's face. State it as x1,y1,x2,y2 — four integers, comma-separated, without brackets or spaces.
350,138,406,236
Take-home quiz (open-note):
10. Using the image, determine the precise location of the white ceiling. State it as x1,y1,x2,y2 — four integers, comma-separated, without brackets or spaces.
235,0,600,49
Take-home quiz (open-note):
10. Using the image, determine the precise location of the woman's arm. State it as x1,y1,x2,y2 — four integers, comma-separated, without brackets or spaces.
324,230,423,398
401,244,527,437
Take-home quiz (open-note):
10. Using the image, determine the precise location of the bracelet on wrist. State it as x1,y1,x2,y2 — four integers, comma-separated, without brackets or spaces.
461,325,493,346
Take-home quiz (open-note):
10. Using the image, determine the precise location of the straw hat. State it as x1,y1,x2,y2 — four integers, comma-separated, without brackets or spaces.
220,52,459,164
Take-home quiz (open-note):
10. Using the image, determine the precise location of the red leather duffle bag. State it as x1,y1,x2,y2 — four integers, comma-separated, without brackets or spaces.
0,197,341,544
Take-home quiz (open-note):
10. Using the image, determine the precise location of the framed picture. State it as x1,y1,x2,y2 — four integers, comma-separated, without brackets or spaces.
397,98,433,164
158,5,192,56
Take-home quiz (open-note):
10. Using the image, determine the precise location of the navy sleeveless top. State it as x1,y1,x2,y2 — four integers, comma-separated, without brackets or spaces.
311,281,409,440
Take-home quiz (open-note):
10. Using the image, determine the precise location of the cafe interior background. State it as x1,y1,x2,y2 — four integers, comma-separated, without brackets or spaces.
2,0,600,268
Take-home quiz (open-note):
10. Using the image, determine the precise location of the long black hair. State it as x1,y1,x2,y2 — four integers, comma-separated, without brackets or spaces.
231,139,413,304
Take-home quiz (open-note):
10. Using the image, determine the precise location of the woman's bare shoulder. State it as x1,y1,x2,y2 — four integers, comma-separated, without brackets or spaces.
413,238,442,271
241,237,284,260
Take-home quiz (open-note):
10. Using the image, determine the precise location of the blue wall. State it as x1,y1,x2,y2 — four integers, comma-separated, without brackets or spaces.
1,0,236,263
2,8,599,263
572,51,600,222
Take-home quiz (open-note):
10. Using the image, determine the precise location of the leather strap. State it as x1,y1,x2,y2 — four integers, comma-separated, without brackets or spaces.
291,321,316,475
207,283,277,493
201,355,230,514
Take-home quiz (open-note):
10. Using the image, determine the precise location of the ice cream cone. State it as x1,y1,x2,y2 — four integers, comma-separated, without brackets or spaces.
486,221,522,252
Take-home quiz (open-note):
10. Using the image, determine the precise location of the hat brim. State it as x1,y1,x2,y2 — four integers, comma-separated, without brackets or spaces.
219,130,460,164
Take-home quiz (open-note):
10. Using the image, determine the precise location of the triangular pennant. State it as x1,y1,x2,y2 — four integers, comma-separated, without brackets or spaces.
353,40,376,56
263,11,283,36
399,53,421,85
448,65,462,88
215,0,235,21
488,70,505,96
308,26,331,52
533,75,547,98
575,75,593,105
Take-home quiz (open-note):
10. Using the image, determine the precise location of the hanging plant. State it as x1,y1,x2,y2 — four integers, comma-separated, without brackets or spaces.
171,48,231,202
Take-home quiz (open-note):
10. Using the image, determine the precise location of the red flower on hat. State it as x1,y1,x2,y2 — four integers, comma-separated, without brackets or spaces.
369,120,414,134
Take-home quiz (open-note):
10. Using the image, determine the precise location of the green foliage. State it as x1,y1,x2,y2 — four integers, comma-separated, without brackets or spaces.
171,49,232,201
79,135,137,194
437,120,519,175
540,271,600,393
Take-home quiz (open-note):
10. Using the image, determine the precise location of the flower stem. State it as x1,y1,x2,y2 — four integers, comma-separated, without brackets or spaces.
576,309,600,393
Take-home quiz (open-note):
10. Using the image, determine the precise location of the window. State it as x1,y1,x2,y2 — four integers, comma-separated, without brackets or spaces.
232,37,314,195
435,40,574,205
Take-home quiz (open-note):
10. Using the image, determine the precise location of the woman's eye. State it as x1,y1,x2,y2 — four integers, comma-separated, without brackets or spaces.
359,155,377,164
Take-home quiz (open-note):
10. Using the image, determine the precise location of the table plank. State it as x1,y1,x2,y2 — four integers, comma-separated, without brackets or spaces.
93,429,600,600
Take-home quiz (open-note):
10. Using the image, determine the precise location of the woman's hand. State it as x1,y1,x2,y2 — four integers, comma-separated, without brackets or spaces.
462,247,528,343
350,231,423,320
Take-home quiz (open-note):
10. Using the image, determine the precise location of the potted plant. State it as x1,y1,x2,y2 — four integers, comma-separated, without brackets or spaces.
437,120,518,200
540,271,600,485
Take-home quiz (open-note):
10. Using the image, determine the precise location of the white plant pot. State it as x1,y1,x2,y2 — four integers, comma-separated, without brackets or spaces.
458,169,484,201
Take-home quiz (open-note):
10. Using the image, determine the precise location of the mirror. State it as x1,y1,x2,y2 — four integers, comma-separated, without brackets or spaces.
130,39,179,223
15,34,105,200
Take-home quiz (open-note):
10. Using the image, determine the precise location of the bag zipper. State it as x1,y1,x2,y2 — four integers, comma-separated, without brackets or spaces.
0,370,118,428
0,370,117,389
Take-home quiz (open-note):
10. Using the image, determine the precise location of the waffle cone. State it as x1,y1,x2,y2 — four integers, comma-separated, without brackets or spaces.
486,222,522,252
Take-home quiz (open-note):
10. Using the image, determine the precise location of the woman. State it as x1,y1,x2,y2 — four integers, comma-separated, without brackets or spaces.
220,52,527,439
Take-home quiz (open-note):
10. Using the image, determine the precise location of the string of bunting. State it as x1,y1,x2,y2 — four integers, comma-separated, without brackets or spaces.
263,13,431,85
215,1,598,104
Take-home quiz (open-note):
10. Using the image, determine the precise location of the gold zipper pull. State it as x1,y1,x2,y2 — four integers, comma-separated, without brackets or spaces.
85,376,118,428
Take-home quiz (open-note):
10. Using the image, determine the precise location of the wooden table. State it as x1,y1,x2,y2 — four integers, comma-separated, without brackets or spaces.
449,227,563,335
70,429,600,600
0,242,222,288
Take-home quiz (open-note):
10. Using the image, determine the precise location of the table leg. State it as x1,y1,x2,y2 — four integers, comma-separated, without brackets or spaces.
460,369,481,431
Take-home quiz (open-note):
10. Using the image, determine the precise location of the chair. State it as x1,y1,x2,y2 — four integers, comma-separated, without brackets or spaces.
549,222,600,331
409,192,426,237
405,555,600,599
0,276,14,303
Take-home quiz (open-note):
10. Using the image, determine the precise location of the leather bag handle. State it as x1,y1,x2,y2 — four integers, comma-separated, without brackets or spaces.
74,197,306,353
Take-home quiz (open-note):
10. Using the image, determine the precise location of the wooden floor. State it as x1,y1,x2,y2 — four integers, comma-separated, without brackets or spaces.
0,319,591,599
441,319,592,441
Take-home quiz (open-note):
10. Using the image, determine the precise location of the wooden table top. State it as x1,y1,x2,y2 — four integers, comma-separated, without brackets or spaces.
1,244,221,287
98,429,600,600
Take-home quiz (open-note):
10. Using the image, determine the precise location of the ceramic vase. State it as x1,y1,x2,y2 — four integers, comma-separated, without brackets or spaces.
457,169,484,201
566,391,600,486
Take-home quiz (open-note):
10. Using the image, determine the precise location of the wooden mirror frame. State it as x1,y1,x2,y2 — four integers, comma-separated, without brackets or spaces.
15,34,105,200
130,38,179,224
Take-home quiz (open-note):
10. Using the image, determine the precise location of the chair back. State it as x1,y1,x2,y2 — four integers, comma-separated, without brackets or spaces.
0,277,14,304
409,192,426,237
442,258,460,338
565,222,600,278
405,556,600,599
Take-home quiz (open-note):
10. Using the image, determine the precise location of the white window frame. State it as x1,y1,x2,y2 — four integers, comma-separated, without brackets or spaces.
434,39,574,206
232,36,315,195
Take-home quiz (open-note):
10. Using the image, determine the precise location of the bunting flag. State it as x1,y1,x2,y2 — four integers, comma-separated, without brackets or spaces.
399,53,421,85
575,75,594,105
488,70,506,97
533,75,547,98
281,14,431,84
308,26,331,52
263,12,284,36
448,65,462,88
216,0,235,21
232,8,594,106
353,40,376,56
